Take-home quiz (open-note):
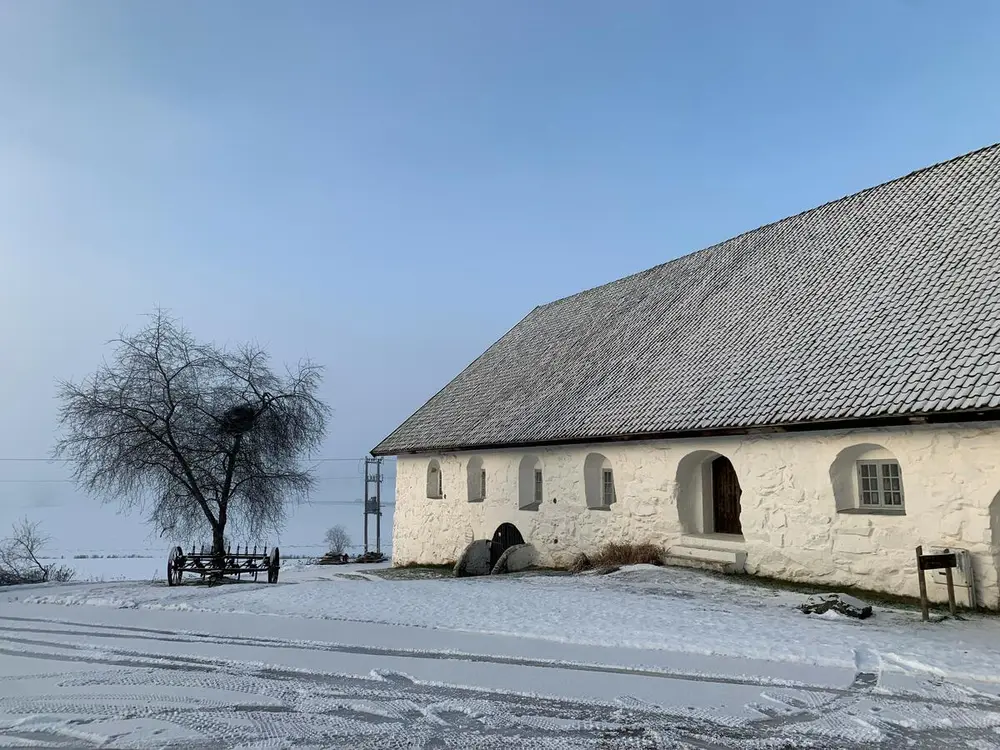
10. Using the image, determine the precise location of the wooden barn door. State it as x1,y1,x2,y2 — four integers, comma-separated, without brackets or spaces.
711,456,743,535
490,523,525,569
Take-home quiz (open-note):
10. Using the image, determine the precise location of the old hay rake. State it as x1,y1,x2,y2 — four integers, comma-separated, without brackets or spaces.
166,543,280,586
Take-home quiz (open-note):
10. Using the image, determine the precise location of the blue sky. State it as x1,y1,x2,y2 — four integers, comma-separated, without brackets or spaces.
1,0,999,549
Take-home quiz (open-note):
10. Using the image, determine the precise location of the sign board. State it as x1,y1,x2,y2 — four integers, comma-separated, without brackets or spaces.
917,553,957,572
915,545,958,621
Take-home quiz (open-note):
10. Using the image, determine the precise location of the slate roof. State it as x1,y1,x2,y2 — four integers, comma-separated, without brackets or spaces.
373,143,1000,456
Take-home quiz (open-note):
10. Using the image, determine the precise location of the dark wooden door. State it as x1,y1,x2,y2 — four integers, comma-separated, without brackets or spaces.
712,456,743,535
490,523,525,569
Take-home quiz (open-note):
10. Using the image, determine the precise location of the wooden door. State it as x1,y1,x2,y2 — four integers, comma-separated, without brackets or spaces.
490,523,525,569
712,456,743,535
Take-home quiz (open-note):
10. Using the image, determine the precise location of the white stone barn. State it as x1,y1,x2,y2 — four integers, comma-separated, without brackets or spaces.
373,143,1000,608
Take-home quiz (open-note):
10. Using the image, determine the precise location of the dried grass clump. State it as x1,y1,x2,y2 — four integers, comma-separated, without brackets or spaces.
571,542,665,572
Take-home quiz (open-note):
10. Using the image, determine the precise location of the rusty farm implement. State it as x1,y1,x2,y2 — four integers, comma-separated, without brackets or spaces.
166,543,280,586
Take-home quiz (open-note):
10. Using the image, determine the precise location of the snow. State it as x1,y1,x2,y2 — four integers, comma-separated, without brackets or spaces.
3,561,1000,747
42,556,164,583
21,561,1000,681
38,555,322,584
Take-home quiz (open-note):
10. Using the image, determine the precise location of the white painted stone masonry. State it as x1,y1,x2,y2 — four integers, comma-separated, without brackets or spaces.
391,422,1000,608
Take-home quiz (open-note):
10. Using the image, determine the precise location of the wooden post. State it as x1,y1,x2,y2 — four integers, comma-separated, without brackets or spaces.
944,565,957,617
916,545,929,622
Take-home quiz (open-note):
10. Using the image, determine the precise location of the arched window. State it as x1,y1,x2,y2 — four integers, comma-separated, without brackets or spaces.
467,456,486,502
426,459,443,499
584,453,616,509
830,443,905,514
518,454,543,510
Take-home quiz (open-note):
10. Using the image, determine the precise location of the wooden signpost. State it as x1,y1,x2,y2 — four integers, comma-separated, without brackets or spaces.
915,545,958,621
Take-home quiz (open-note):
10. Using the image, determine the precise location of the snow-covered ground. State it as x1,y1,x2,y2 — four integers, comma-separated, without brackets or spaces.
2,561,1000,748
38,555,322,584
42,556,164,584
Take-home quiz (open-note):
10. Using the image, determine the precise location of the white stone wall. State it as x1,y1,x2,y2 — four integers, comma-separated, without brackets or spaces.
390,422,1000,608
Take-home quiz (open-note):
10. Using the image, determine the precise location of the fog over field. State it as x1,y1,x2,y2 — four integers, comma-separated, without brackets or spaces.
0,457,395,560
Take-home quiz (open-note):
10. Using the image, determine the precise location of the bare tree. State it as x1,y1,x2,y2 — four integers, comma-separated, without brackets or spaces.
54,309,330,567
0,518,74,586
324,525,351,556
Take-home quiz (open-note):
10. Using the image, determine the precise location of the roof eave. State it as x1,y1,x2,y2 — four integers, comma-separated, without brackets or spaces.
369,407,1000,457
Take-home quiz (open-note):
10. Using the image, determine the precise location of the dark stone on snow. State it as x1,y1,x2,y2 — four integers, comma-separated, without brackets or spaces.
799,593,873,620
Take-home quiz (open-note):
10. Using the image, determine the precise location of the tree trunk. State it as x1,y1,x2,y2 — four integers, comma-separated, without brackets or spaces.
211,435,238,577
212,523,226,574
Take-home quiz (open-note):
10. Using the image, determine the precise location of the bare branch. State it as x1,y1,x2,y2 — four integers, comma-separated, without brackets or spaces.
0,518,74,586
53,309,331,553
324,525,351,556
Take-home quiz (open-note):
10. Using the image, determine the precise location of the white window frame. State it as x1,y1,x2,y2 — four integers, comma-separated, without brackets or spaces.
601,468,616,506
856,460,903,509
534,468,543,505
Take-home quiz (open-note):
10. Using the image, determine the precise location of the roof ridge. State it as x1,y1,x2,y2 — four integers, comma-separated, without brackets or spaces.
536,140,1000,311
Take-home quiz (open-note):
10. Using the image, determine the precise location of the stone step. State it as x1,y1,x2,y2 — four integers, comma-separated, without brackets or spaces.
670,544,745,564
661,554,742,575
677,534,747,552
664,544,747,575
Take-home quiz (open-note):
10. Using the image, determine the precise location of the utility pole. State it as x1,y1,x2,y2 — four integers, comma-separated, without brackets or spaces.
362,456,383,559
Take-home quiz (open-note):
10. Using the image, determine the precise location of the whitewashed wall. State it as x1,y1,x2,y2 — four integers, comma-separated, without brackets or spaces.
391,422,1000,608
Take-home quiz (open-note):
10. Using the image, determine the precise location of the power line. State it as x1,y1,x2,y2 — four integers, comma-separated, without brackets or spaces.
0,457,392,463
0,459,73,463
0,456,395,485
0,479,74,484
0,475,394,484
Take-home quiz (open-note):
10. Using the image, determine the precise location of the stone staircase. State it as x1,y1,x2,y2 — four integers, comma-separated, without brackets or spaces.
663,534,747,575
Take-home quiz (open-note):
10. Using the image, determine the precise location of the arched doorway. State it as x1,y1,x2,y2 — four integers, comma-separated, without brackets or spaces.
490,523,525,569
712,456,742,535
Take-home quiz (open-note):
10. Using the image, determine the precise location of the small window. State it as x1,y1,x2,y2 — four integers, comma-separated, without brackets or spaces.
584,452,615,508
466,456,484,502
518,454,542,510
601,468,615,505
857,460,903,508
426,460,443,499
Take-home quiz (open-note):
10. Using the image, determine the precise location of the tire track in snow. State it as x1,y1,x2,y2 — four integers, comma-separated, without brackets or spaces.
0,643,730,749
4,616,1000,747
4,615,998,716
0,614,881,696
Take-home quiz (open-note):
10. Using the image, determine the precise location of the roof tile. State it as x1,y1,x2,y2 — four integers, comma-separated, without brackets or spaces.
374,144,1000,455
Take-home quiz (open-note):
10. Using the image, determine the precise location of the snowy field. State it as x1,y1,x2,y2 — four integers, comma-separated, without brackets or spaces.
40,556,164,584
3,561,1000,748
37,555,324,584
